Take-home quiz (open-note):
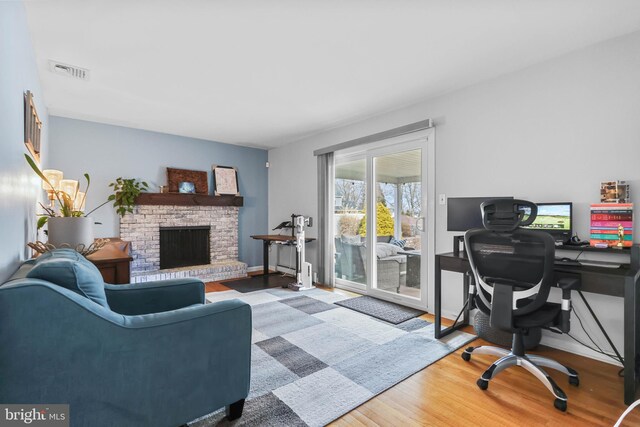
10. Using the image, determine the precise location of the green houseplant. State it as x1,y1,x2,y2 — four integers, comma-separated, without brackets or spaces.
26,154,148,247
107,177,149,217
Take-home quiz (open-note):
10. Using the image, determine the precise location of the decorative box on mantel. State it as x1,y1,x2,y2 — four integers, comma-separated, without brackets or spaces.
120,193,247,284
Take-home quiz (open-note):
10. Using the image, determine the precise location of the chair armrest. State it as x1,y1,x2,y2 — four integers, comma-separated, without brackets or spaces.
104,278,205,315
558,277,580,291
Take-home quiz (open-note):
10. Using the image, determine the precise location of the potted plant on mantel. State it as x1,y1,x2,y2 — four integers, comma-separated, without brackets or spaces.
25,154,148,248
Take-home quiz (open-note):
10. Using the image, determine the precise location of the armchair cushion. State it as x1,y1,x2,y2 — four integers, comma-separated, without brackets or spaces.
26,250,109,308
389,237,407,248
376,242,401,259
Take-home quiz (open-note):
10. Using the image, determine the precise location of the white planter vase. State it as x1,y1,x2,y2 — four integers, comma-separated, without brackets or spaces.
47,217,95,248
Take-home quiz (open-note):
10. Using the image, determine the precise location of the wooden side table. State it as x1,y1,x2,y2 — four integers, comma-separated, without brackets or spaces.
87,239,133,285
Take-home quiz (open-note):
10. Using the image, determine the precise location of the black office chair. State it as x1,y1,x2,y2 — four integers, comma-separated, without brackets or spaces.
460,199,579,411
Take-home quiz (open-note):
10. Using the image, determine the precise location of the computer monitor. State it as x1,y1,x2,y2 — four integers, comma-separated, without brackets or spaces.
447,197,513,232
521,202,573,243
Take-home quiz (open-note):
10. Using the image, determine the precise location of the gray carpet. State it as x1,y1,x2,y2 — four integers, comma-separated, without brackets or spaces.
335,295,426,324
192,288,475,427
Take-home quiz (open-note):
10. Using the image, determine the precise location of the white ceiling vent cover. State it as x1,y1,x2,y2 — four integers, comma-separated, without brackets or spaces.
49,60,90,81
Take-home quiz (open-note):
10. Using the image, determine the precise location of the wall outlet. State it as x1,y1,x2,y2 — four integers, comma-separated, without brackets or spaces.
439,194,446,205
265,161,270,168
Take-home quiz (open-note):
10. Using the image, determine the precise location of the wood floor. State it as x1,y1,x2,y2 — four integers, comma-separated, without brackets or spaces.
206,279,639,426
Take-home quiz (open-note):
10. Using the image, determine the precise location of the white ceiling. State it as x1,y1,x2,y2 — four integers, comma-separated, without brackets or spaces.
24,0,640,149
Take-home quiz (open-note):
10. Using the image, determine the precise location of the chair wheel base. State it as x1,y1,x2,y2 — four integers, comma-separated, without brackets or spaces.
554,398,567,412
461,352,471,362
569,376,579,386
477,378,489,390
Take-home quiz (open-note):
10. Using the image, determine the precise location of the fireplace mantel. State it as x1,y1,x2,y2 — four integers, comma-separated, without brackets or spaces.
135,193,243,207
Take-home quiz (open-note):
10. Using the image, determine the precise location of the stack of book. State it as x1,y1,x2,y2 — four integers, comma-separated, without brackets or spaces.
590,203,633,247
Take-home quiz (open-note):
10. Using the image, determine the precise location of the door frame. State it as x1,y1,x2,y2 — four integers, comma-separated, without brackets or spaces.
333,128,435,311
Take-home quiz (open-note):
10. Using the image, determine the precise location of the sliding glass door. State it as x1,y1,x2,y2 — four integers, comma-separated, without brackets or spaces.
334,157,367,292
333,130,434,310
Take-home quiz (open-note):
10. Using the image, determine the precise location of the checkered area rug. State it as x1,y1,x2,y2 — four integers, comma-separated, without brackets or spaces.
191,288,476,427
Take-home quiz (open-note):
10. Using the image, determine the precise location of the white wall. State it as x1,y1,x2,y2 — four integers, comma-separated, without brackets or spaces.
0,1,48,282
268,30,640,364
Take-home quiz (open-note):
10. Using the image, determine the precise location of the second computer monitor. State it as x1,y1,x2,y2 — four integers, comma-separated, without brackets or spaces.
521,202,573,243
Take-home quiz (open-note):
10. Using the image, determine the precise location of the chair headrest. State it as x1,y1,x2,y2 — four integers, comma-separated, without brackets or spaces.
480,199,538,232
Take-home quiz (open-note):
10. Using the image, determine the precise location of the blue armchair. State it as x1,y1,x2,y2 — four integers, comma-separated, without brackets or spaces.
0,249,252,427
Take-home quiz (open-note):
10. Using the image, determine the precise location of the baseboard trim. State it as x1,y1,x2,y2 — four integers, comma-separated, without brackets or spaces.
540,332,622,367
246,266,263,273
272,265,295,275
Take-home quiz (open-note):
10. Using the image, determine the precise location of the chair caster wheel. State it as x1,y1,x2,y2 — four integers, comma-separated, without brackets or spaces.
554,398,567,412
569,376,579,386
461,352,471,362
477,378,489,390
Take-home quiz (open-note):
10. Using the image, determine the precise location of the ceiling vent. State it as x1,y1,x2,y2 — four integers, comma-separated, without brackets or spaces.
49,60,90,81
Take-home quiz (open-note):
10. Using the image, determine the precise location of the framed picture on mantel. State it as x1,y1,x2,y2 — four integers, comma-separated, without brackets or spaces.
212,165,239,196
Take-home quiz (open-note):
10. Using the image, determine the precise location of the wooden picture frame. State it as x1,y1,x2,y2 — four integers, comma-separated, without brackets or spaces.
212,165,239,196
166,168,208,194
24,91,42,163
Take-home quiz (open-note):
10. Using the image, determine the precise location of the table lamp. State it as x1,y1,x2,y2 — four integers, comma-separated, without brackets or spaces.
41,169,63,207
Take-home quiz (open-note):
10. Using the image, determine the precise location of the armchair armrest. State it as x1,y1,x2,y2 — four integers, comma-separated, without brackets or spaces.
105,278,205,315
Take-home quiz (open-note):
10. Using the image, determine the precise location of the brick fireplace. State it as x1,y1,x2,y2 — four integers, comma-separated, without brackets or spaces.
120,194,247,283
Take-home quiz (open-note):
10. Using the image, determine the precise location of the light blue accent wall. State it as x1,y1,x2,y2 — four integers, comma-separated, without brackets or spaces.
48,117,268,267
0,1,49,282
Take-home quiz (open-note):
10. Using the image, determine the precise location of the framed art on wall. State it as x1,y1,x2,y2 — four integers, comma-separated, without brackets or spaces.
24,90,42,163
212,165,239,196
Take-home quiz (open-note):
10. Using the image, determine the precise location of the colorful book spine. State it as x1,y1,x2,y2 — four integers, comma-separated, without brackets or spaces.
590,203,633,247
590,234,633,240
591,221,633,228
591,214,633,221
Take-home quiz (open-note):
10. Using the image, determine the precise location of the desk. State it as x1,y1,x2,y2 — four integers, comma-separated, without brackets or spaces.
250,235,315,276
434,248,640,404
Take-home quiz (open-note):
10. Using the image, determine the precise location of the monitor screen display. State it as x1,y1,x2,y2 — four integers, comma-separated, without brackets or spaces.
521,202,572,234
447,197,513,232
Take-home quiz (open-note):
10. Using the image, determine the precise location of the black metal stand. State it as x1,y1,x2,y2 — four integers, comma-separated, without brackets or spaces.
576,290,624,365
452,235,465,256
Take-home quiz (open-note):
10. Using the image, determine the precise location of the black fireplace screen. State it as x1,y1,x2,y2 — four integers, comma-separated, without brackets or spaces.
160,226,210,269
